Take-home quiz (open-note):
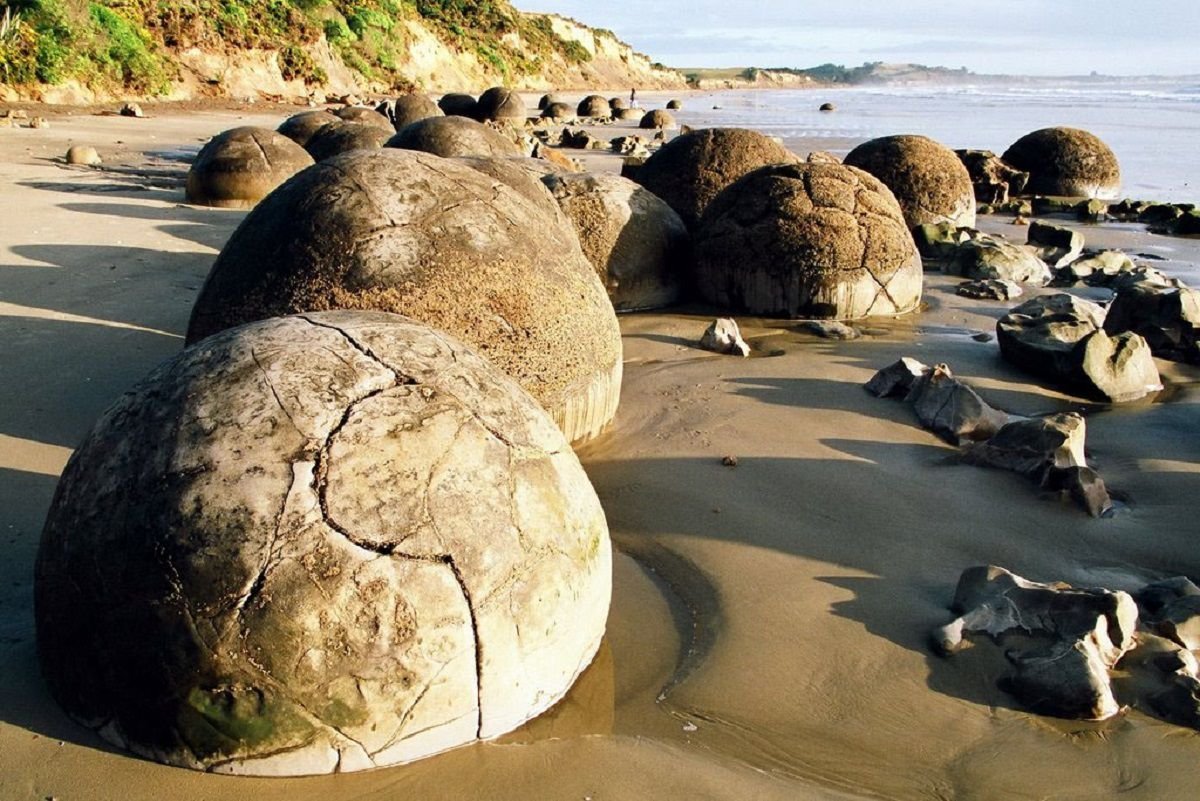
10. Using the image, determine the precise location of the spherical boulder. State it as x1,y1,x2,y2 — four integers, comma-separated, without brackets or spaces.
185,127,314,209
666,99,682,110
819,102,835,112
541,102,574,121
438,92,477,118
331,105,394,133
383,92,443,130
538,93,564,110
1002,127,1121,199
65,145,101,166
614,108,642,122
694,162,923,319
186,149,621,444
277,110,340,147
387,116,523,159
475,87,526,121
638,109,676,130
843,134,976,229
452,155,568,226
608,97,629,112
634,127,800,229
303,121,389,162
543,172,688,312
577,95,611,119
36,311,612,775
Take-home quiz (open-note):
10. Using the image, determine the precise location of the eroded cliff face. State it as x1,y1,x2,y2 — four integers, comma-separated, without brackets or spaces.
2,10,684,104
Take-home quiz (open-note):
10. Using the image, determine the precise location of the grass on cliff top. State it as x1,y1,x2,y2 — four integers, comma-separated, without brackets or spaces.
0,0,597,94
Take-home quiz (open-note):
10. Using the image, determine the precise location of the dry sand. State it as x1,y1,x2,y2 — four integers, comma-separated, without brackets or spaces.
2,100,1200,800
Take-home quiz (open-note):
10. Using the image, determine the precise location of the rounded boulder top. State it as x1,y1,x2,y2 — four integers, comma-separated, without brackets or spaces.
331,105,395,132
303,121,389,162
633,127,800,230
475,87,527,121
541,102,574,121
387,115,523,159
384,92,443,130
1002,126,1121,199
185,126,314,209
577,95,611,118
694,161,923,319
277,110,340,147
186,148,621,444
844,134,976,229
639,109,677,130
438,92,478,118
35,311,612,775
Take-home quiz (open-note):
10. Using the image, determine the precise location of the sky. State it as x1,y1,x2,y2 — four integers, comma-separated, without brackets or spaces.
517,1,1200,77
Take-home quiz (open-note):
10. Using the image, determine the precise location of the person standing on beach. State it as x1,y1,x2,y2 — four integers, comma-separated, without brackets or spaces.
630,87,638,108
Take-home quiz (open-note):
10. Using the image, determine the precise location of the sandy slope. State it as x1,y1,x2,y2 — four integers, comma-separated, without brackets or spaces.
2,100,1200,800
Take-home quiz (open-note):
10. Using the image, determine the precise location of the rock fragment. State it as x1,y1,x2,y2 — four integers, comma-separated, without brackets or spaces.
700,318,750,356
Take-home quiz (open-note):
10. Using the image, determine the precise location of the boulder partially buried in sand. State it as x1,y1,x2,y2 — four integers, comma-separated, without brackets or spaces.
303,121,389,162
185,126,314,209
693,162,923,319
475,87,526,121
35,311,611,775
543,171,688,311
633,127,800,229
186,149,622,444
277,110,340,147
639,110,677,130
387,116,523,159
843,134,976,229
577,95,611,119
1002,127,1121,199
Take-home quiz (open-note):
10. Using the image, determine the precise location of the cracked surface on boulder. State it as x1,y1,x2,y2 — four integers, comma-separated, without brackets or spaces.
386,116,523,159
185,126,314,209
844,134,976,229
35,312,612,775
693,161,923,319
186,148,621,444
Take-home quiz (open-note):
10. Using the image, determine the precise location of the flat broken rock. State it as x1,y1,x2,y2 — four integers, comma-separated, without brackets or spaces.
35,312,612,775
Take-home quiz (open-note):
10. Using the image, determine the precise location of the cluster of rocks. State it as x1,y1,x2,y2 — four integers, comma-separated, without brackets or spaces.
934,566,1200,728
866,358,1114,516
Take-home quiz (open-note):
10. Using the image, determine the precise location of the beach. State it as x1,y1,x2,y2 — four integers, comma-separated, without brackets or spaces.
3,96,1200,800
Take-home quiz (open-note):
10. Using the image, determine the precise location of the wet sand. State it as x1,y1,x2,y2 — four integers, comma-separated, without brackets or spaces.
3,101,1200,800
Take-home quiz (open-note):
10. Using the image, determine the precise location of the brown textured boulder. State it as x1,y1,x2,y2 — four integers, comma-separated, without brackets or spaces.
331,105,394,132
608,97,628,112
543,172,688,311
186,149,621,444
541,102,574,121
438,92,477,118
36,311,611,775
303,121,389,162
538,93,564,110
634,128,800,230
65,145,102,166
638,109,677,130
577,95,611,118
277,110,340,147
1002,127,1121,199
614,107,642,121
386,116,522,159
185,127,314,209
452,156,567,227
844,134,976,229
475,87,526,121
379,92,443,130
693,162,922,319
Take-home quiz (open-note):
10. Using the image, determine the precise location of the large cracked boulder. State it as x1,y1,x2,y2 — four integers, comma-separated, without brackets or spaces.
843,134,976,229
542,171,688,311
633,127,800,229
277,110,341,148
997,294,1161,402
1002,127,1121,199
303,121,389,162
35,312,612,775
693,162,923,319
387,116,523,159
475,87,526,121
185,127,314,209
1104,284,1200,364
451,156,567,227
186,149,622,444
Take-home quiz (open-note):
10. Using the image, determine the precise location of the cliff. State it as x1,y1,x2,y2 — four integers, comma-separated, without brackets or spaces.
0,1,685,104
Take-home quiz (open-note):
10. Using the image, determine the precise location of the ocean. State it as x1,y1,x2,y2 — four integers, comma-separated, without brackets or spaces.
678,79,1200,203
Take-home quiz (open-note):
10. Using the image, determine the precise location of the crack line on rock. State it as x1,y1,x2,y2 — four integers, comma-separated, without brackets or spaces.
253,346,302,433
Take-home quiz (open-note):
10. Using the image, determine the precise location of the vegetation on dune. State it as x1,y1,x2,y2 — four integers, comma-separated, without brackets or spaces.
0,0,599,94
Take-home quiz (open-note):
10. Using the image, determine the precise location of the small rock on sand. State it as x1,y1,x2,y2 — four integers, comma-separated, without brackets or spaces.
700,318,751,357
65,146,101,166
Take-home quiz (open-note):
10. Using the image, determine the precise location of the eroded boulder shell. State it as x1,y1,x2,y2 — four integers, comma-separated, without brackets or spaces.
35,311,612,775
633,127,800,229
277,110,340,147
185,126,314,209
387,116,522,159
543,171,688,311
186,148,621,444
1002,127,1121,199
694,162,923,319
843,134,976,229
